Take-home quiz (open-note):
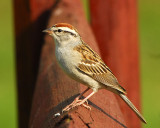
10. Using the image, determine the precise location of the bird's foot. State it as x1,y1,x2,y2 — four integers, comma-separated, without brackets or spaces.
62,97,91,112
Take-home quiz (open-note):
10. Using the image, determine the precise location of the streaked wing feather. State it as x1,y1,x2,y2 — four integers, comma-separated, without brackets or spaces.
75,41,126,94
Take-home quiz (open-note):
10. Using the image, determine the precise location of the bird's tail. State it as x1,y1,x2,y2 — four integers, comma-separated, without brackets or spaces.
119,93,147,124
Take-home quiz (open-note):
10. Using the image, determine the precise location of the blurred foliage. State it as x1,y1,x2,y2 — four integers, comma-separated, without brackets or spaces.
139,0,160,128
0,0,17,128
82,0,90,22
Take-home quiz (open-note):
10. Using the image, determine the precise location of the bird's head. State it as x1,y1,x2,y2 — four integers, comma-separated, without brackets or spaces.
43,23,80,45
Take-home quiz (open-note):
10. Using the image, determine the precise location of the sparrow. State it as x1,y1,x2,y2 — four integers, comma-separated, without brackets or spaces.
43,23,147,124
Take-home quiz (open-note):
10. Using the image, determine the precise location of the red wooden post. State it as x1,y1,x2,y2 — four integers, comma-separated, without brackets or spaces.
90,0,141,127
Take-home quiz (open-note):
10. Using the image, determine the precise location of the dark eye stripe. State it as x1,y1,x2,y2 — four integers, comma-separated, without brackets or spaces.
54,30,58,33
63,30,76,36
54,29,62,33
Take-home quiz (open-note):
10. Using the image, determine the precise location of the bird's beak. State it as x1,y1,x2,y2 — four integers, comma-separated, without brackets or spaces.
42,28,53,35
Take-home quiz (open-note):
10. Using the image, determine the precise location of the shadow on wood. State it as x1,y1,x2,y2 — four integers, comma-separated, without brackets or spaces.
13,0,56,127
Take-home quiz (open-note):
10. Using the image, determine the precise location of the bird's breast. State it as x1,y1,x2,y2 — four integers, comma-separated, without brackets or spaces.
55,47,81,75
55,46,102,91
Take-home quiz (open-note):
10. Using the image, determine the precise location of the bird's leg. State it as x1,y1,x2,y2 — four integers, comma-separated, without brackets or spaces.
67,91,96,111
75,91,96,107
62,87,90,112
74,87,90,101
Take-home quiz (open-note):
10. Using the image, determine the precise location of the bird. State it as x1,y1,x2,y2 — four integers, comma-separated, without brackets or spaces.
43,23,147,124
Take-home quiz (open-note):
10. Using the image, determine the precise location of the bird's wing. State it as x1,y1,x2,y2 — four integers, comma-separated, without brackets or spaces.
74,41,126,94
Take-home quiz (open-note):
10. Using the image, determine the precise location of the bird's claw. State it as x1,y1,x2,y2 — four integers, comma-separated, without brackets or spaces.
62,99,90,112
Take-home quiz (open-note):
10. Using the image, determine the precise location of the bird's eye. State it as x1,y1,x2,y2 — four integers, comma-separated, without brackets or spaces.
58,29,62,32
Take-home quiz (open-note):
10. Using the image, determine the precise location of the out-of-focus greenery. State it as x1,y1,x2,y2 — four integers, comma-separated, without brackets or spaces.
139,0,160,128
0,0,17,128
0,0,159,128
82,0,90,22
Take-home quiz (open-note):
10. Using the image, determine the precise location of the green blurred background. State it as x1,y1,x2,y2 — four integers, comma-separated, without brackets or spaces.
0,0,159,128
0,0,17,128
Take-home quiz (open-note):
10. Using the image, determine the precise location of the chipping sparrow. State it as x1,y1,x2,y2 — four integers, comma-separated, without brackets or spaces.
43,23,146,124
